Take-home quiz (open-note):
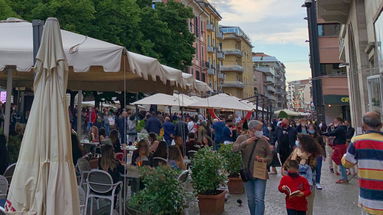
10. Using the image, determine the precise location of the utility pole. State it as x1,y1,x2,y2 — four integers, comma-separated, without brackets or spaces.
304,0,324,122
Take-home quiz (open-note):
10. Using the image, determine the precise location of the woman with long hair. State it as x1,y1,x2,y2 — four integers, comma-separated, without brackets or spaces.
98,144,124,183
109,129,122,153
71,132,83,166
151,141,167,159
168,146,186,170
148,132,160,154
308,124,326,190
89,126,99,142
131,139,151,167
282,134,322,215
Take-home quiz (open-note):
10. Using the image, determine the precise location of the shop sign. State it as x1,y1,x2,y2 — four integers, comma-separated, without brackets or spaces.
323,95,349,105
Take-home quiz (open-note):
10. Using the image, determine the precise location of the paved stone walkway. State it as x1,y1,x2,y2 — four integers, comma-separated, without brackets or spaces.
187,157,361,215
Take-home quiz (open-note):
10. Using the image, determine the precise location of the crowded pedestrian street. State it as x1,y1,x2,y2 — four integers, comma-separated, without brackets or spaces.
1,0,383,215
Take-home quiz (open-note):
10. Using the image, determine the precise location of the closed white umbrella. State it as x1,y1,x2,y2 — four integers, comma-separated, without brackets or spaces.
6,18,80,215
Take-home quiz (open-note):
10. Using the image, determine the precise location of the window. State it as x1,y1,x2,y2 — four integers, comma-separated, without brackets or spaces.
367,75,383,113
202,73,206,82
318,24,340,37
375,11,383,73
195,17,199,37
319,63,346,76
196,71,200,80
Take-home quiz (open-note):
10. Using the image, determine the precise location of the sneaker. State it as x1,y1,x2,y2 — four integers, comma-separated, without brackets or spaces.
316,184,323,190
336,179,349,184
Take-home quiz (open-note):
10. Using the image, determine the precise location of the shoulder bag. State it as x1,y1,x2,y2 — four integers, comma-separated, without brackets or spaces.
240,139,257,182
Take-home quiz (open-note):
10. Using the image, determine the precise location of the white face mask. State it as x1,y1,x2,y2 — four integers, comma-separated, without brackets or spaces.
255,130,263,138
295,140,300,147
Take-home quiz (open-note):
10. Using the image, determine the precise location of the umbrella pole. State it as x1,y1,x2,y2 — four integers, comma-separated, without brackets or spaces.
4,67,13,140
77,90,82,136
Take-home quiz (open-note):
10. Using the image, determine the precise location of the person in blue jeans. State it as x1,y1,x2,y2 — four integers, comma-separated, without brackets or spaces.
308,124,326,190
233,120,273,215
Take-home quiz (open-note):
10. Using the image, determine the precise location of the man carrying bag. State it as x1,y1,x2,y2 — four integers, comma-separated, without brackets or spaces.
233,120,273,215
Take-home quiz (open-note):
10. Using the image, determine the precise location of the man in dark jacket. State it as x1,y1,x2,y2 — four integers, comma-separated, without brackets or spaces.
145,113,162,135
345,120,355,141
325,117,348,183
275,118,297,166
162,117,175,146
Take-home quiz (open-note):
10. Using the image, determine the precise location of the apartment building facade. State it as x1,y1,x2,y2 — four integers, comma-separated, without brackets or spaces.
220,26,254,99
180,0,209,82
253,53,287,110
317,0,383,133
197,0,224,91
287,79,312,112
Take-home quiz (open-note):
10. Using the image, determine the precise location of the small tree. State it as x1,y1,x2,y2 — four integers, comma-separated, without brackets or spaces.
219,144,242,178
191,147,226,195
278,110,288,119
128,166,186,215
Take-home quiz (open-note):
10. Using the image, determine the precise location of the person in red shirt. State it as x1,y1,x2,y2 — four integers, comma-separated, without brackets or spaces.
278,160,311,215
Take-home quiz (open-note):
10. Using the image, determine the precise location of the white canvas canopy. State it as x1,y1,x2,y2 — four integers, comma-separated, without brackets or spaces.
0,18,186,93
132,93,197,107
274,109,301,117
6,18,80,215
188,93,253,111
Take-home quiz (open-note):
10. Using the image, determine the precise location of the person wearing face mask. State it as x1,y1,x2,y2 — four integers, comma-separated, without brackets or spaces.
324,117,348,184
276,118,298,166
297,119,309,135
233,120,273,215
308,124,326,190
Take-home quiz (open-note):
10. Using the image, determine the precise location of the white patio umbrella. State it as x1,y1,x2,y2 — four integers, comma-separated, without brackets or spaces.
6,18,80,215
188,93,253,111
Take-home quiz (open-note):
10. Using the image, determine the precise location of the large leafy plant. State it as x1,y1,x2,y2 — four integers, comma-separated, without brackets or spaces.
191,147,226,195
128,166,185,215
219,144,242,178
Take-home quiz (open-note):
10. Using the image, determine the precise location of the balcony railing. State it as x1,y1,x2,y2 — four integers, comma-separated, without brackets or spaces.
207,23,215,32
256,66,274,75
207,45,215,53
223,49,242,56
220,65,244,73
222,81,244,88
207,68,215,75
217,51,225,59
218,73,225,79
216,31,224,39
267,85,276,92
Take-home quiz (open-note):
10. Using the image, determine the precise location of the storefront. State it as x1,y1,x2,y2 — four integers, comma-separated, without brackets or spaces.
323,95,351,124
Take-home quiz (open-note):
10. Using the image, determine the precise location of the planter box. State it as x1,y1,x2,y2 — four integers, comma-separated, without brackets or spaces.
198,190,226,215
227,177,244,194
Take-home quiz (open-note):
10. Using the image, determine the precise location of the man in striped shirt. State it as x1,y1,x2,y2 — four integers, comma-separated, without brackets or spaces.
342,111,383,215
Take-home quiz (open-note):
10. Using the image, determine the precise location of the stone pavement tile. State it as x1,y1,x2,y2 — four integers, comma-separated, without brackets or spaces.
188,158,361,215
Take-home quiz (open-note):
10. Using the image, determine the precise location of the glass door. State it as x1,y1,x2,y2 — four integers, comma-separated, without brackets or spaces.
367,75,383,114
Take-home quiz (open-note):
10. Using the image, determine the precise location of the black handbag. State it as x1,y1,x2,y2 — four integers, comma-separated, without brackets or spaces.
240,139,257,182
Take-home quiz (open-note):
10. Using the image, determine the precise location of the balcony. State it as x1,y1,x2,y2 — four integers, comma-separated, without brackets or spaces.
317,0,351,24
265,76,274,84
267,85,276,93
222,81,244,89
207,23,215,32
266,93,276,101
207,45,215,53
220,65,244,73
207,68,215,75
256,66,274,76
218,73,225,79
216,31,224,39
217,51,225,59
223,49,242,56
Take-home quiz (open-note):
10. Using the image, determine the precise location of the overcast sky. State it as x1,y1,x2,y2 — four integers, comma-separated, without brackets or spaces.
210,0,311,82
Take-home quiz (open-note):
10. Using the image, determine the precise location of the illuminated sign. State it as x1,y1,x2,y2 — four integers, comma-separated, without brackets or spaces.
323,95,350,105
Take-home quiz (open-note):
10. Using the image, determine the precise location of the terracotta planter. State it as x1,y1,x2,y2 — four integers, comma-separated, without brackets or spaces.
198,190,226,215
227,177,244,194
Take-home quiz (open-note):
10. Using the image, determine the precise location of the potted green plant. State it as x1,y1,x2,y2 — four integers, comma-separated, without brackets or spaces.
219,144,244,194
128,166,186,215
191,147,227,215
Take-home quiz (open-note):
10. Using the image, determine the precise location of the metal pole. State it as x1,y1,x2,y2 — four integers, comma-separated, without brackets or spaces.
4,68,13,140
32,20,44,64
77,90,83,136
255,95,259,119
262,96,265,120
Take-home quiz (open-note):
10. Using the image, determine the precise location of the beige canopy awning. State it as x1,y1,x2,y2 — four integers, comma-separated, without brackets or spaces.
0,18,186,93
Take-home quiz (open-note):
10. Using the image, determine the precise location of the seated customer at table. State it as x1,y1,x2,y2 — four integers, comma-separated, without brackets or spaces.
98,144,124,183
186,133,201,157
99,128,107,141
174,135,185,157
148,132,160,154
89,126,99,142
131,139,151,167
109,130,122,153
168,146,186,170
71,132,84,166
151,140,167,159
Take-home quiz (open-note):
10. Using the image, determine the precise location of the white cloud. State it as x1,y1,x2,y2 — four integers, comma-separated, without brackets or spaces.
285,62,311,82
250,27,308,45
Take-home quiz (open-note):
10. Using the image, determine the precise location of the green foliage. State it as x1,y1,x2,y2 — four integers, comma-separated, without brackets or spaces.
278,111,288,119
191,147,226,195
0,0,17,19
128,166,185,215
4,0,195,70
218,144,242,177
8,135,23,163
